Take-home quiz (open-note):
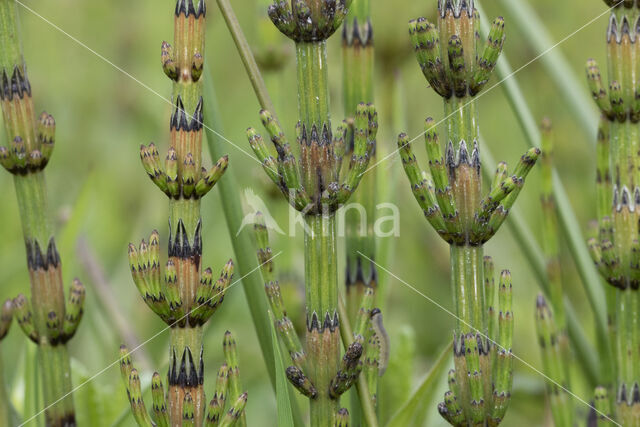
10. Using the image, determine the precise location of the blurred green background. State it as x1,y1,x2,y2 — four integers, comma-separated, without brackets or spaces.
0,0,610,425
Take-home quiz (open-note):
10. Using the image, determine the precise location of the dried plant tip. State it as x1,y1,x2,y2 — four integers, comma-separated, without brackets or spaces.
286,366,317,398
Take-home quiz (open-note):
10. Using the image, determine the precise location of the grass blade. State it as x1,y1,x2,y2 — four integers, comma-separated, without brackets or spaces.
495,0,598,139
268,311,295,427
386,341,452,427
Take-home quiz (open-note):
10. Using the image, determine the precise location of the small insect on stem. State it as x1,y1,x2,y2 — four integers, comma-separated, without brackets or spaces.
370,308,389,376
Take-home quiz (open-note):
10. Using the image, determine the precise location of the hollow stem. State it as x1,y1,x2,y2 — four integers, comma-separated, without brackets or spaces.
450,245,485,334
296,41,330,132
304,214,340,427
0,0,77,424
343,1,376,337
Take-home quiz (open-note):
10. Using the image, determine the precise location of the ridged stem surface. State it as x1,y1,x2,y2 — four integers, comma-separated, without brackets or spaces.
0,1,75,424
304,214,340,427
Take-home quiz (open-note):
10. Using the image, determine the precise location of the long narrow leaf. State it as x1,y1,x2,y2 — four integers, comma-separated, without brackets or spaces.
495,0,597,139
386,341,452,427
202,70,303,425
379,326,415,424
268,311,295,427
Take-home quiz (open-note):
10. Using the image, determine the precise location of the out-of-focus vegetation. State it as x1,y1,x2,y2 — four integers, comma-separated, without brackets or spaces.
0,0,608,425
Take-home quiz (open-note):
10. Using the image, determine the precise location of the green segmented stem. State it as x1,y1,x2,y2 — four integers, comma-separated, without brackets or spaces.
296,41,330,133
236,0,378,424
343,0,376,286
536,295,573,426
121,2,247,425
475,0,612,386
0,1,85,425
304,214,341,426
537,121,574,426
254,214,306,368
401,2,529,424
450,245,485,334
223,331,246,427
336,297,378,427
581,3,640,423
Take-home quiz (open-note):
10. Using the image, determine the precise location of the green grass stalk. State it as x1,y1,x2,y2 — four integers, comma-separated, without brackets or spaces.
536,122,575,423
495,0,598,139
342,0,375,287
0,1,86,424
535,295,574,427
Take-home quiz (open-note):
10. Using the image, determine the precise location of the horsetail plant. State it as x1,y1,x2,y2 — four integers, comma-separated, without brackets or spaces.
254,212,375,425
585,0,640,423
245,1,379,424
399,1,540,424
342,0,385,418
119,1,247,425
0,0,86,424
343,0,376,313
534,119,574,426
